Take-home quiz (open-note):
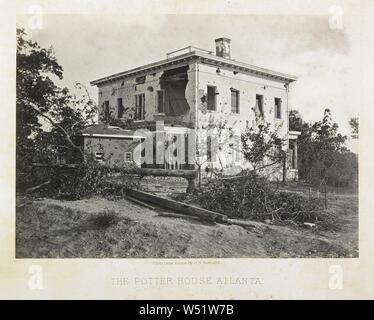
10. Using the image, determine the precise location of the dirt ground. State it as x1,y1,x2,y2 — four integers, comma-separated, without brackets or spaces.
16,187,358,258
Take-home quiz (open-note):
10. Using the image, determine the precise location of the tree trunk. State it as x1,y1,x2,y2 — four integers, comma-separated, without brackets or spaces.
282,156,287,184
198,166,201,188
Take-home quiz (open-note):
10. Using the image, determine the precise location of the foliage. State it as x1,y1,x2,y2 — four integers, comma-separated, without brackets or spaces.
241,119,285,173
289,110,304,132
349,117,359,138
312,109,348,165
87,210,120,230
326,152,358,188
16,28,97,190
192,175,324,223
28,159,140,200
195,114,236,184
17,27,63,171
99,101,135,127
289,108,355,187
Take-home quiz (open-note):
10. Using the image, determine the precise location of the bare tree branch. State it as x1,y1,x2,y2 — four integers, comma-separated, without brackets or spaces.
25,179,51,194
28,102,85,159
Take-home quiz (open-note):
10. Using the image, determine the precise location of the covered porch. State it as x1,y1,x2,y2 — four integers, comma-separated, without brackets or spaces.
288,130,301,181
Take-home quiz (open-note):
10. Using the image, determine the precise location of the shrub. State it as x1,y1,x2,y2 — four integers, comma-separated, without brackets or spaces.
326,152,358,188
29,160,140,200
269,191,325,223
192,174,324,223
87,210,120,230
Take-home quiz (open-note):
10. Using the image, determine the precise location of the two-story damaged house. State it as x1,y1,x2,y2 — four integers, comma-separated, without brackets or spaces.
84,38,300,180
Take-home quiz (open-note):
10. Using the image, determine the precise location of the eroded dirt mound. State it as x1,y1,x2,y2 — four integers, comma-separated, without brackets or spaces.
16,195,358,258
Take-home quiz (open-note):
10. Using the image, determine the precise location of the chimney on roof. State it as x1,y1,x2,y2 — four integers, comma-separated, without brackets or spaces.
215,37,231,59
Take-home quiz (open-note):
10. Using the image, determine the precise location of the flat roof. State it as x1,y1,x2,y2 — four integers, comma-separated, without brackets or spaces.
91,47,297,86
79,124,145,139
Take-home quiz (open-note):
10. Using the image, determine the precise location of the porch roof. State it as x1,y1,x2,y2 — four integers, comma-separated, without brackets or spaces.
289,131,301,140
79,124,145,139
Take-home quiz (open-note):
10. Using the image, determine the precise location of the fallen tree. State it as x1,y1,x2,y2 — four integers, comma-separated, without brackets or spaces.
29,162,199,197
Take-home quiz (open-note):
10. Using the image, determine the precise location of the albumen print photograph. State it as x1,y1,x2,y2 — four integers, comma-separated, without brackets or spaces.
15,13,358,259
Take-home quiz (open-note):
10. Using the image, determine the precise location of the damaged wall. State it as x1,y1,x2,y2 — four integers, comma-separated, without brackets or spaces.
159,66,190,117
96,63,197,126
94,59,294,178
196,63,290,175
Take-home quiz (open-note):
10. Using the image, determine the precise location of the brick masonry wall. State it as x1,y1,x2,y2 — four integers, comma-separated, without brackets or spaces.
84,136,142,167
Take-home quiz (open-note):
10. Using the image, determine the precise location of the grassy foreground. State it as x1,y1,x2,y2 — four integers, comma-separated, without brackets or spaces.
16,189,358,258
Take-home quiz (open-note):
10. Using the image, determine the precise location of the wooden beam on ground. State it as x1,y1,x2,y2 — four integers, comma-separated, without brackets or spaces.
124,195,157,210
32,163,79,169
137,168,198,179
31,164,197,177
126,189,227,223
217,175,250,182
31,163,197,178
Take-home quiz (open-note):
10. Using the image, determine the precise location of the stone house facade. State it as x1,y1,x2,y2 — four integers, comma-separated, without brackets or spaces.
87,38,300,180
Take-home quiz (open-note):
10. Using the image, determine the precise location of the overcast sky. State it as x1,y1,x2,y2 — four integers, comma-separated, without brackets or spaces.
17,14,362,143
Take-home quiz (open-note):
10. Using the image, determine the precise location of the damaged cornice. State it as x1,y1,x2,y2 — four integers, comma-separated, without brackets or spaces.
91,50,297,86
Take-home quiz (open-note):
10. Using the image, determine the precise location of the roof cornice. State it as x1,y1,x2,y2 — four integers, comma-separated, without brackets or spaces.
90,51,297,86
